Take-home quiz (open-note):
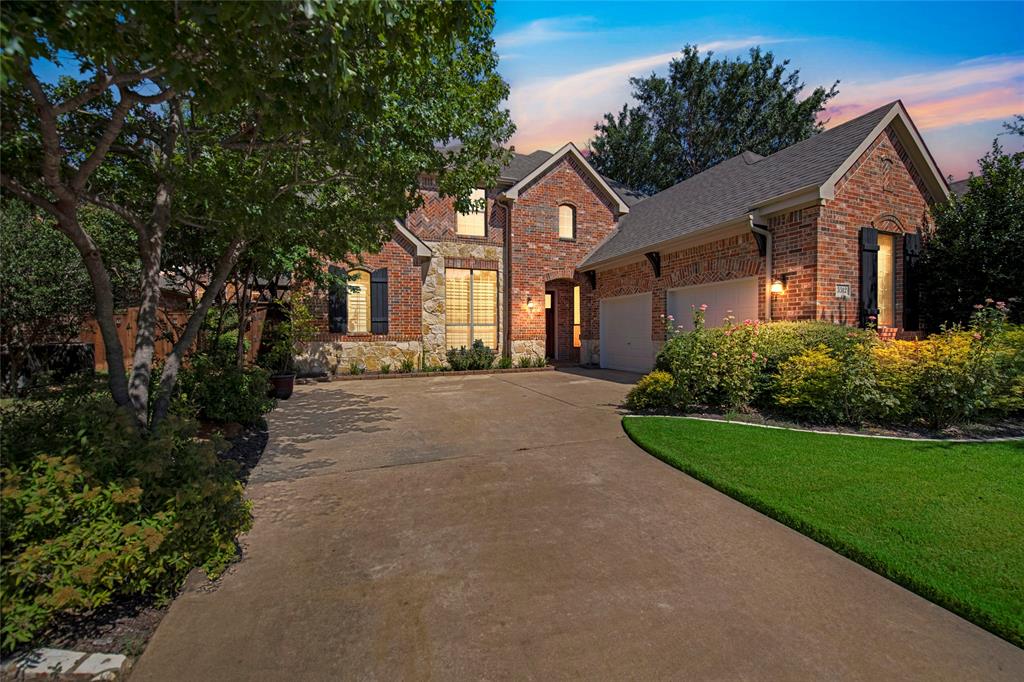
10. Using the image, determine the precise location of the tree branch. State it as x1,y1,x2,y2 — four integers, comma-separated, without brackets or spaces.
53,66,165,115
81,192,145,233
22,67,75,205
71,87,133,192
0,173,66,220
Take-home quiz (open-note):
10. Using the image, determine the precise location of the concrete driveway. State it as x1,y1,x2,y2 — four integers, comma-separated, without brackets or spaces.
132,369,1023,680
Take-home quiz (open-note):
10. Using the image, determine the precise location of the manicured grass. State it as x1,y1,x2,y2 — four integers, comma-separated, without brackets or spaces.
622,416,1024,648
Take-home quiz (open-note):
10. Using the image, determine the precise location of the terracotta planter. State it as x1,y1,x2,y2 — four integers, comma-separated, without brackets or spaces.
269,373,295,400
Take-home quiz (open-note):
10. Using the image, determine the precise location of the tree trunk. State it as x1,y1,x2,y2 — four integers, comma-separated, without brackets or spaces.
127,230,164,428
58,213,131,408
235,273,250,369
151,238,245,428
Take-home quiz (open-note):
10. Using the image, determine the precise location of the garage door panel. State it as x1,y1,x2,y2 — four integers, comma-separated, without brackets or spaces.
667,278,758,331
600,294,653,373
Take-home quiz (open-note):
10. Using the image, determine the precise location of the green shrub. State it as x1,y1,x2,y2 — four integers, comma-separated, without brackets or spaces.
1,396,252,653
176,355,275,425
398,357,416,373
625,370,676,410
753,321,873,404
992,327,1024,414
655,307,764,409
446,340,496,371
348,361,365,375
379,363,391,375
496,355,513,369
775,340,882,425
913,330,997,428
515,354,537,369
871,340,921,423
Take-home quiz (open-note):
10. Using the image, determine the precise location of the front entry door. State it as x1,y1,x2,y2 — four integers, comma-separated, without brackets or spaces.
545,291,555,359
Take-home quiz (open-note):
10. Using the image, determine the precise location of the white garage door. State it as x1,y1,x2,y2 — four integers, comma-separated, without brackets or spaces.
667,277,759,331
600,293,653,372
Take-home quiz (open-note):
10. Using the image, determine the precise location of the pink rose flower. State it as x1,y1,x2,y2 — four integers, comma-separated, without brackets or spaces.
751,352,758,360
699,304,708,311
985,297,994,304
711,352,718,358
973,333,982,340
974,304,984,310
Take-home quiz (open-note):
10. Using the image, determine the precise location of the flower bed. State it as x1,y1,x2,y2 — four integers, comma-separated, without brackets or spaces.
327,364,553,382
627,301,1023,430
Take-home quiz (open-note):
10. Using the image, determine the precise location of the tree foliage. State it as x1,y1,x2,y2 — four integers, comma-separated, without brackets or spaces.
1,1,513,429
0,200,137,392
921,141,1024,328
588,45,838,195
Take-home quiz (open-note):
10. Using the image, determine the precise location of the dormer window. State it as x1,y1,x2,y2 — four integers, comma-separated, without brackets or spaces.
457,188,487,236
558,204,576,240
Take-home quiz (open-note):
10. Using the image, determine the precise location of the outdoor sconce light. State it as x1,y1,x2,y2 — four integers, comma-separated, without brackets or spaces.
526,295,535,311
771,275,788,295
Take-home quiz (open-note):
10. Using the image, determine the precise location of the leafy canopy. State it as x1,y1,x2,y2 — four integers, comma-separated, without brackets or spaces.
921,140,1024,328
588,45,838,195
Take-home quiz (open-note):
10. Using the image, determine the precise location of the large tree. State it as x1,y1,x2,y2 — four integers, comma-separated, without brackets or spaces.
921,138,1024,328
588,45,838,195
1,1,513,429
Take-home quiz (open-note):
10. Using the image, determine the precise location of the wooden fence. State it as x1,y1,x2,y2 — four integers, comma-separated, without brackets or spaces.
78,307,267,372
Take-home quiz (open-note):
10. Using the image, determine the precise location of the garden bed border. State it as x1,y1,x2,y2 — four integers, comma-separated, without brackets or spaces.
317,365,556,382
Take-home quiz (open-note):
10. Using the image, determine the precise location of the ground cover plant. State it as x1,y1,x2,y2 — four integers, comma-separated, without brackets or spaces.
0,386,252,653
622,416,1024,647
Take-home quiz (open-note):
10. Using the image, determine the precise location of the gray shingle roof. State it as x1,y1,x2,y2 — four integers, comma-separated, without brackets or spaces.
601,174,648,207
580,102,899,268
948,178,970,196
500,150,553,182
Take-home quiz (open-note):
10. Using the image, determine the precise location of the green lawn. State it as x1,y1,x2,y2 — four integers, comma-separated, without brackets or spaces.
622,416,1024,648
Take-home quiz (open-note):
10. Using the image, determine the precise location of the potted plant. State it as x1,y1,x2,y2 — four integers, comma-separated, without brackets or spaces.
263,295,316,399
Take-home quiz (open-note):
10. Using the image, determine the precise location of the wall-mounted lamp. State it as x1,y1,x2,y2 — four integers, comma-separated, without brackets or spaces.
770,275,788,295
526,295,535,311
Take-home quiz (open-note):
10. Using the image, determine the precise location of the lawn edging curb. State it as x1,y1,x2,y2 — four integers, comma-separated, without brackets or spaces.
624,414,1024,443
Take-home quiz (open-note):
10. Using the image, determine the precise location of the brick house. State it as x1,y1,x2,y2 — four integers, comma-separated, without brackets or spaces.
301,100,949,374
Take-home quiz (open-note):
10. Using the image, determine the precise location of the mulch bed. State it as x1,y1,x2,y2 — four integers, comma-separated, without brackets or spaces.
33,420,269,657
635,406,1024,441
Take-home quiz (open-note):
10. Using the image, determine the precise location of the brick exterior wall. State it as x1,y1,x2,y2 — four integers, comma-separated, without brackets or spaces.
509,155,619,356
594,230,764,343
765,206,820,322
817,126,933,329
309,234,423,342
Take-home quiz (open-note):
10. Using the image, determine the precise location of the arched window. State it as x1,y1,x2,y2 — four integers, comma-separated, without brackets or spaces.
558,204,576,240
347,269,372,334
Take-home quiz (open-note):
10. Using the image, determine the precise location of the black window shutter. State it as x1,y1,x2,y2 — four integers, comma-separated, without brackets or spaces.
903,233,923,331
859,227,879,328
370,268,389,335
328,265,348,334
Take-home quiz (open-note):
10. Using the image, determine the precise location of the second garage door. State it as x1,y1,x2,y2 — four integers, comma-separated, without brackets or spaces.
667,277,759,330
599,293,653,372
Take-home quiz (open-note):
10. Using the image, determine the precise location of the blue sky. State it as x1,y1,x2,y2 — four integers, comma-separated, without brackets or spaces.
493,1,1024,179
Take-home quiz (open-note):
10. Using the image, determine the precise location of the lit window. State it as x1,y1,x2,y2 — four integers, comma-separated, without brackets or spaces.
456,189,487,236
558,204,576,240
572,285,581,348
877,234,895,327
348,270,371,334
545,293,552,309
446,268,497,349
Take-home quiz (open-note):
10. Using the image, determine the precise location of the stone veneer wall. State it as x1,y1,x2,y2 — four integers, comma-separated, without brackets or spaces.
421,240,505,367
297,340,422,375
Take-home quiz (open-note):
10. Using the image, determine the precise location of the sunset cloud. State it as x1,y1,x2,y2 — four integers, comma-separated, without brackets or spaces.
495,16,598,50
508,37,790,152
824,58,1024,130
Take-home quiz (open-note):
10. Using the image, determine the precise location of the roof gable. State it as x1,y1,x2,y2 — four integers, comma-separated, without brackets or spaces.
500,143,631,215
581,101,950,269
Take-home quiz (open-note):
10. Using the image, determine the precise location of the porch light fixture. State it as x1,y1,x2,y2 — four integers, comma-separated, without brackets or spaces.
771,275,788,295
526,295,535,311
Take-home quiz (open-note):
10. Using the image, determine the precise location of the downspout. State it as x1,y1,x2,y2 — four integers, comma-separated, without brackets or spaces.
501,198,513,360
749,216,773,322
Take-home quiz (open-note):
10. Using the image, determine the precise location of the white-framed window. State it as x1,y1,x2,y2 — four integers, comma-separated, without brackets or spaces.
558,204,576,240
456,188,487,236
347,269,371,334
877,233,896,327
572,285,581,348
446,268,497,349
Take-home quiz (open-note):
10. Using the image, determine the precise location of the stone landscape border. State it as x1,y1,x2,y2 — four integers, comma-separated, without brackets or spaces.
323,365,555,382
